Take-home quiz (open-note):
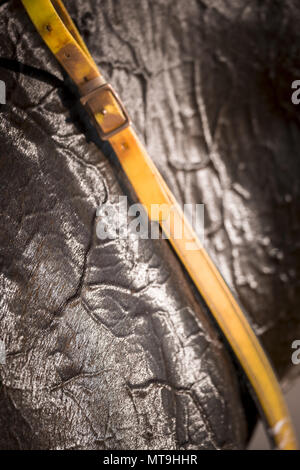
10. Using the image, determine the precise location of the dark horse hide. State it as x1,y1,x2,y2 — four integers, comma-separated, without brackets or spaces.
0,0,299,450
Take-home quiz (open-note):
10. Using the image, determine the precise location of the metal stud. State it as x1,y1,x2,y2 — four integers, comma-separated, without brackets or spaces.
121,142,129,151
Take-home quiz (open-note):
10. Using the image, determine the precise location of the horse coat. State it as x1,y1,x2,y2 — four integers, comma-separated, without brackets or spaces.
0,0,299,450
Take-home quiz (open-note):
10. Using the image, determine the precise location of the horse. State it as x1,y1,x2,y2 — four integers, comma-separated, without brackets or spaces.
0,0,299,449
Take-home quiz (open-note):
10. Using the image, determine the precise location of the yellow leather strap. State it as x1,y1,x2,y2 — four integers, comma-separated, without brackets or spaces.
21,0,298,450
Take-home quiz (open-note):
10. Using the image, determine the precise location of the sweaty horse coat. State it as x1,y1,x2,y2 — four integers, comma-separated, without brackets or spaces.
0,0,300,449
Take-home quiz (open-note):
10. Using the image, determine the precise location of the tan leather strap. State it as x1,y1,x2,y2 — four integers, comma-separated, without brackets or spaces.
21,0,298,450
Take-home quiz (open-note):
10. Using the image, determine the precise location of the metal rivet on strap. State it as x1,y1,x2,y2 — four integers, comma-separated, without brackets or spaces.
121,142,129,151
